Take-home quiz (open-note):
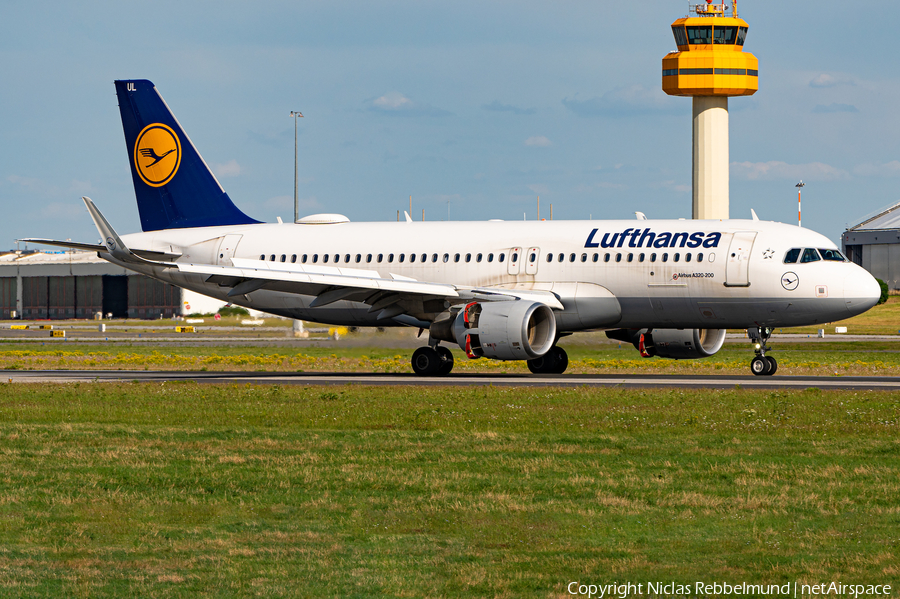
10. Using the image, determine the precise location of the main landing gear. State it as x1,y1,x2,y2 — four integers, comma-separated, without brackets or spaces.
526,346,569,375
748,326,778,376
411,345,454,376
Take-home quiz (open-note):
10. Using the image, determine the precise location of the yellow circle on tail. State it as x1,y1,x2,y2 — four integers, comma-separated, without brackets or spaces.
134,123,181,187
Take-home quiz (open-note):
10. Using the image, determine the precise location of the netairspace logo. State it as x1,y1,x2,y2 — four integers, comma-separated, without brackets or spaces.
566,580,893,598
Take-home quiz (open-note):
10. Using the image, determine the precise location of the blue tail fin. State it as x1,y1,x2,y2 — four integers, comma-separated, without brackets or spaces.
115,79,260,231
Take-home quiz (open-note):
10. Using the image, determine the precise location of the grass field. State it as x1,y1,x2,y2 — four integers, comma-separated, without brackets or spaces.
0,383,897,597
0,340,899,377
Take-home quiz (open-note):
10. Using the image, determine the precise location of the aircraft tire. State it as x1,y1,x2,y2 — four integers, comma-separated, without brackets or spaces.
436,346,454,376
551,347,569,374
766,356,778,375
528,347,569,374
750,356,770,376
412,347,442,376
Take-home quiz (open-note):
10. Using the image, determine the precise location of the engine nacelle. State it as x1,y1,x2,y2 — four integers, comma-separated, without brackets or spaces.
607,328,726,360
449,301,557,360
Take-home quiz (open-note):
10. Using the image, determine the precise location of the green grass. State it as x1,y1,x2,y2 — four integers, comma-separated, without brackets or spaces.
1,340,900,376
0,383,898,597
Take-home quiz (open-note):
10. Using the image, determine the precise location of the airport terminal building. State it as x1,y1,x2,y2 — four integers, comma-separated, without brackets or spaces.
842,201,900,290
0,250,182,320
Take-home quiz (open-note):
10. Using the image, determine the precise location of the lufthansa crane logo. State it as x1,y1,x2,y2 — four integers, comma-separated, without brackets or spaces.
134,123,181,187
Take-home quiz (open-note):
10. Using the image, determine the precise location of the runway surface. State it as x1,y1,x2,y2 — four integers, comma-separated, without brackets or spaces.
4,369,899,390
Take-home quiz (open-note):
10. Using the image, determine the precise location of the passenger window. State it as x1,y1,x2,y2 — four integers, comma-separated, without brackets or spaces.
558,253,564,263
685,253,691,263
366,254,372,263
280,255,286,262
422,253,427,263
639,253,645,262
388,253,394,263
546,253,553,262
512,252,519,262
466,253,472,263
410,254,416,263
673,253,680,263
650,253,657,262
270,254,276,261
581,253,587,262
377,254,383,263
615,253,622,263
291,254,297,263
323,254,330,263
312,254,319,263
662,253,668,262
627,253,633,262
333,254,339,263
399,254,405,263
477,253,483,262
819,248,845,262
259,254,265,261
529,252,536,262
569,253,576,262
697,252,703,262
355,254,361,263
454,253,460,262
592,253,599,263
784,248,801,263
499,253,505,263
344,254,350,263
488,253,494,262
604,253,610,263
301,254,308,264
443,254,449,263
800,248,821,263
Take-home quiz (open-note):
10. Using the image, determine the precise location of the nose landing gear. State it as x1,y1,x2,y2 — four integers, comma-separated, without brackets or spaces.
748,327,778,376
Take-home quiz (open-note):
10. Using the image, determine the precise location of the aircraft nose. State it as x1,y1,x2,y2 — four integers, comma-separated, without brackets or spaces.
843,268,881,316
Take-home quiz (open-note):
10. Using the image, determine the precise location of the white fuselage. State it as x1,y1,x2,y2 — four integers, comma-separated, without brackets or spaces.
109,217,880,331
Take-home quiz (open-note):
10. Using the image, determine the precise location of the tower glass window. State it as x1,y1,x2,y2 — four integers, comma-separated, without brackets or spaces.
672,25,688,46
736,26,748,46
686,26,712,44
713,26,737,44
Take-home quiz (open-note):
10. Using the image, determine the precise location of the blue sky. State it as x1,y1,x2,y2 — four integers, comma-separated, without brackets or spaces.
2,0,898,247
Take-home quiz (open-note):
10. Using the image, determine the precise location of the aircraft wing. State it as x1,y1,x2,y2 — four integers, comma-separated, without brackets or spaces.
16,238,182,262
176,257,563,322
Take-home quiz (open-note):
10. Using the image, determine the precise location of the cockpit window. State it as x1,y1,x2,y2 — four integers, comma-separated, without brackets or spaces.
784,248,801,264
818,248,846,262
800,248,821,263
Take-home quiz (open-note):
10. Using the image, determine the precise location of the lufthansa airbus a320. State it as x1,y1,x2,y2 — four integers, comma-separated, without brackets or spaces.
24,80,881,376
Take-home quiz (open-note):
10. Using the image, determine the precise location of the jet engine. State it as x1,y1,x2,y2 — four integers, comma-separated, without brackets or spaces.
607,328,726,360
431,300,557,360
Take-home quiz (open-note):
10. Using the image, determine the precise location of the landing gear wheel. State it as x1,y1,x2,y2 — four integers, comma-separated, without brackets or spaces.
436,346,454,376
411,347,442,376
750,355,770,376
766,356,777,375
527,346,569,375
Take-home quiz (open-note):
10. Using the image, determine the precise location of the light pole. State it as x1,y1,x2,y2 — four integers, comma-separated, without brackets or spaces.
290,110,304,223
795,181,805,227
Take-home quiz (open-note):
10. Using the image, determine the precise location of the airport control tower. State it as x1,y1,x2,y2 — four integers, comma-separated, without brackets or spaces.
662,1,758,219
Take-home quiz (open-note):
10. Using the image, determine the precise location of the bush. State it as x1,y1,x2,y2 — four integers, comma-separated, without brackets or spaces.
876,278,889,305
217,306,250,317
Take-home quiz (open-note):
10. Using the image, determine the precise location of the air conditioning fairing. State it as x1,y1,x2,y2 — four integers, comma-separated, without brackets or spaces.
450,300,557,360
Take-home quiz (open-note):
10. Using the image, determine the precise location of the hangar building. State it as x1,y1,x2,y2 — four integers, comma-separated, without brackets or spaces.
842,201,900,290
0,250,182,320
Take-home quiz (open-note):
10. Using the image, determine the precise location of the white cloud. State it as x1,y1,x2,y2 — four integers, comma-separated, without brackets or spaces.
39,202,85,220
731,161,850,182
524,136,552,147
528,183,550,194
563,85,676,117
853,161,900,177
368,92,451,117
214,159,242,178
809,73,855,88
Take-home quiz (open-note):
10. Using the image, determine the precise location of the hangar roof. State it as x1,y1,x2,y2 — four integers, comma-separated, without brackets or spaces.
849,201,900,231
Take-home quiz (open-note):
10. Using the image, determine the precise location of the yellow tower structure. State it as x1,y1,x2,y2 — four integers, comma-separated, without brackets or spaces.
662,1,758,219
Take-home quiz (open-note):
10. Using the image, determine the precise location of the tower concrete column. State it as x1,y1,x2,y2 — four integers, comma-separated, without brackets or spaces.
692,96,729,220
